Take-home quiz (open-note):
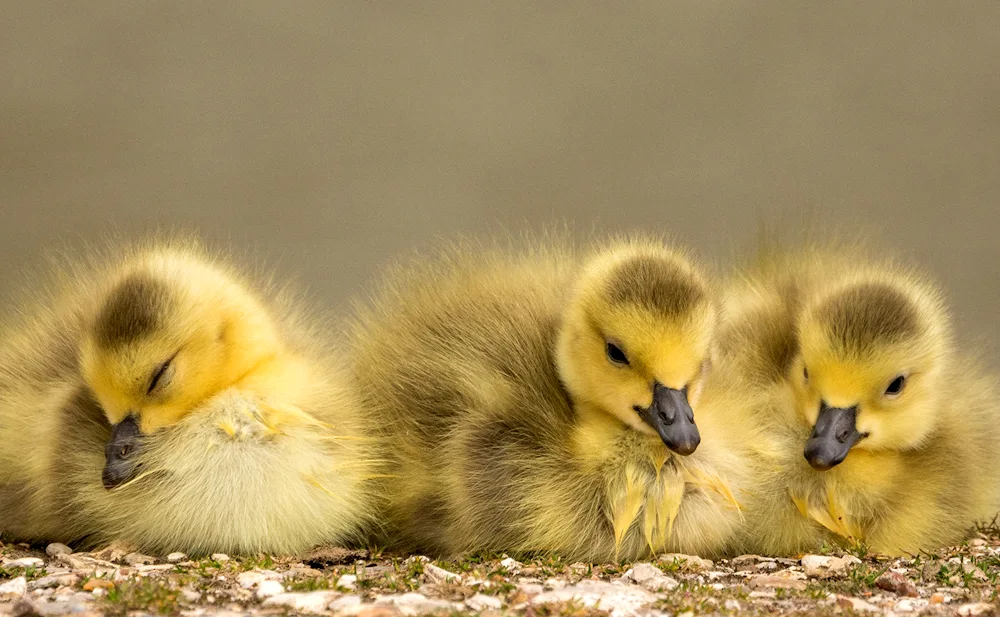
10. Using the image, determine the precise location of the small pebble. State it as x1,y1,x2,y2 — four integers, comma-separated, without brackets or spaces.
748,569,807,590
500,557,523,570
622,562,679,592
263,591,340,612
876,570,919,597
724,599,741,611
958,603,997,617
237,571,266,589
3,557,44,569
466,593,503,611
329,594,363,612
337,574,358,591
376,592,458,613
256,579,285,599
124,552,155,566
210,553,230,562
531,581,657,617
45,543,73,557
167,552,188,563
28,573,79,590
423,563,460,583
0,576,28,598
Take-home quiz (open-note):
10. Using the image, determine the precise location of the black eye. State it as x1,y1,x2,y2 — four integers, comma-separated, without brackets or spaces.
803,366,809,382
147,358,173,394
605,342,629,366
885,375,907,396
119,444,132,458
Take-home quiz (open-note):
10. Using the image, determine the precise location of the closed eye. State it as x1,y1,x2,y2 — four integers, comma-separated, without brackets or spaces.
147,355,176,394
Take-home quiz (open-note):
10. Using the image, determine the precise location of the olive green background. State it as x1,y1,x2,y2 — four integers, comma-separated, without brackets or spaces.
1,3,997,365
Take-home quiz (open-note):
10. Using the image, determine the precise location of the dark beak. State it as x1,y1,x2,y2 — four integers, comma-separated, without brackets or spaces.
635,382,701,455
103,414,143,489
803,402,864,470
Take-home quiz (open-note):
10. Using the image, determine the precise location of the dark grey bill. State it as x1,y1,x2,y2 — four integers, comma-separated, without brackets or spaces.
634,382,700,455
803,402,864,470
103,414,143,489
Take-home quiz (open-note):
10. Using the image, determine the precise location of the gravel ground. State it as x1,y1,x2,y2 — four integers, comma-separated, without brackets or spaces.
3,529,1000,617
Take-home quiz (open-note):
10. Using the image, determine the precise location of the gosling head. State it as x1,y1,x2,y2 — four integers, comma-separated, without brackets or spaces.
557,240,716,455
793,271,951,470
80,250,280,488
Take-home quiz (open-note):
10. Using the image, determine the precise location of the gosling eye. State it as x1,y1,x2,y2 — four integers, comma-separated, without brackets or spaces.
147,357,174,395
884,374,907,398
119,444,132,458
803,366,809,383
605,341,630,366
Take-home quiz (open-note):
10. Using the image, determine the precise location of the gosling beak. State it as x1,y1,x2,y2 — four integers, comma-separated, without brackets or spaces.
635,382,700,455
803,402,864,471
103,414,143,489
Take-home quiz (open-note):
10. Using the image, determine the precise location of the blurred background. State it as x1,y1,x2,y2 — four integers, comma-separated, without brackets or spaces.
1,3,997,364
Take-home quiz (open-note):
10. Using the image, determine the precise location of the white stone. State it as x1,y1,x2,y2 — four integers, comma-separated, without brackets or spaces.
329,594,363,612
800,554,857,579
237,571,266,589
800,555,829,572
28,573,79,590
423,563,460,584
378,592,458,615
958,604,997,616
748,569,808,590
337,574,357,591
0,576,28,597
3,557,44,569
210,553,230,562
543,577,565,590
621,563,679,592
724,599,741,611
167,552,188,563
467,593,503,611
256,580,285,599
181,588,201,602
517,582,545,598
895,599,919,612
263,591,339,613
531,581,657,617
500,557,523,570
